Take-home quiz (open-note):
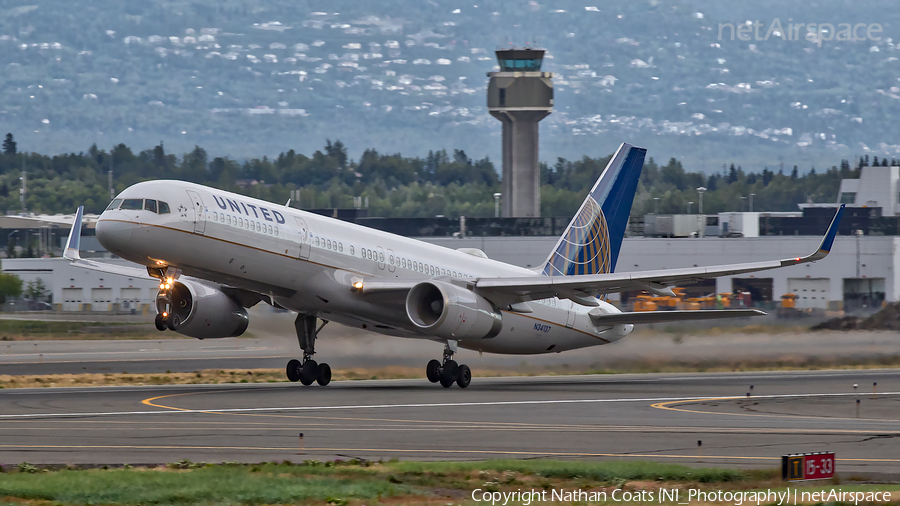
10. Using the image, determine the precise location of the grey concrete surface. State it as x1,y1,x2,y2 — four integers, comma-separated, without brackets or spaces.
2,305,899,375
1,370,899,475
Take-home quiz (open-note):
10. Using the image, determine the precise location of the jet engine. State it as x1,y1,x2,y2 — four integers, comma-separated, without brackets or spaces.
405,280,502,340
156,279,249,339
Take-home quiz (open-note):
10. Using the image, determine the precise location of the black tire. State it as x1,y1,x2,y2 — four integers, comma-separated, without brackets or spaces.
440,360,458,388
286,359,302,382
426,359,441,383
300,360,318,386
316,363,332,386
167,315,181,331
456,364,471,388
154,314,167,331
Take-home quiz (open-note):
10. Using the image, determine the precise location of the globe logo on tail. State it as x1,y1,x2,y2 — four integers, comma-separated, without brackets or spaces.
543,196,611,276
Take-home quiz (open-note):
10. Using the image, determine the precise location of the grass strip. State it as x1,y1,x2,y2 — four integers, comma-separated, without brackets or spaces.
2,459,896,505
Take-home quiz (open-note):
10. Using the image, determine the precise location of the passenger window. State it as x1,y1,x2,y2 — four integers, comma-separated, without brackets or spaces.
327,239,332,249
339,243,343,252
144,199,158,213
120,199,143,210
106,199,122,211
315,237,320,246
350,246,354,255
379,252,384,262
441,268,446,276
274,227,278,236
158,201,170,214
268,225,273,234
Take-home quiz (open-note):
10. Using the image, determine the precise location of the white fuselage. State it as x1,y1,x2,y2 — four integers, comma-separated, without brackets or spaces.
97,180,632,355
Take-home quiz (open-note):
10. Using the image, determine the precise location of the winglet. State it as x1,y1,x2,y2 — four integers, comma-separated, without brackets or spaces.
782,204,844,266
816,203,845,254
63,206,84,261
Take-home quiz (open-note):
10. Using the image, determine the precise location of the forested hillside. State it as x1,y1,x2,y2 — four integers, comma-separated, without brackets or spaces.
1,0,898,171
0,135,854,218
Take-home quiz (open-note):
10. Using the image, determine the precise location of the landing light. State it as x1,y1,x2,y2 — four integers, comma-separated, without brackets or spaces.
162,312,168,317
159,283,165,289
351,281,364,291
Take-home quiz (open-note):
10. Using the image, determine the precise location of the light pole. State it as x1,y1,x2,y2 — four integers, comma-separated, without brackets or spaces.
740,196,747,212
493,193,502,218
653,197,660,215
749,193,756,213
696,187,707,214
687,201,694,214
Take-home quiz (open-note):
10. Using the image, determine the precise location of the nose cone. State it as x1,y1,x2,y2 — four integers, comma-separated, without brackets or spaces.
96,212,134,254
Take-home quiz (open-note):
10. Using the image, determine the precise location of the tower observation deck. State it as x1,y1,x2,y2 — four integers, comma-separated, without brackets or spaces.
487,48,553,217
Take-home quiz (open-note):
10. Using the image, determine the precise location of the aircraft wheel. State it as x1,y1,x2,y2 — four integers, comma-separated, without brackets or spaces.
300,360,318,386
426,359,441,383
440,360,458,388
154,314,167,331
316,363,331,386
286,359,302,382
456,364,471,388
167,315,181,331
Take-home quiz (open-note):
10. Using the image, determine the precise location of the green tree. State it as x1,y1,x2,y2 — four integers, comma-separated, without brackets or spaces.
25,278,48,301
2,133,15,156
0,272,23,304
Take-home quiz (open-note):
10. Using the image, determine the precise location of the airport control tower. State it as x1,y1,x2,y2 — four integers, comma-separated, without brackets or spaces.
487,47,553,217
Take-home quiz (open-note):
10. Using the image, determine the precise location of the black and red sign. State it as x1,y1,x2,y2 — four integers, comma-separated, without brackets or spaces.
782,452,835,481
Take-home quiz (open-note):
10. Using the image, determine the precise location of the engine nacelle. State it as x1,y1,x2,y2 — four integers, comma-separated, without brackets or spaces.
157,279,249,339
405,280,502,340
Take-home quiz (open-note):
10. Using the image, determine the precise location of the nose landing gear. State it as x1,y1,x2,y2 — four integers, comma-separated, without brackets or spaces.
285,314,331,386
153,270,180,332
427,340,471,388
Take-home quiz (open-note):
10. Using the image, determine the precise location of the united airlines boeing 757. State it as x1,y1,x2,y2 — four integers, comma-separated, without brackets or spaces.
63,143,844,388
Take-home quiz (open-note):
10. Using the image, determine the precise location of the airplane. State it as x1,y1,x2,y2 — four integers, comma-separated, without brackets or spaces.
63,142,844,388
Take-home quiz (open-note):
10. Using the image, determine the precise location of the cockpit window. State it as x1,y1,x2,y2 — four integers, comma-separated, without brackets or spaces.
120,199,143,211
158,201,170,214
144,199,158,213
106,199,122,211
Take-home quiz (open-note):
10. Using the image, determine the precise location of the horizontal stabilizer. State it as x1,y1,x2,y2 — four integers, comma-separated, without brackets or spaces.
588,308,766,326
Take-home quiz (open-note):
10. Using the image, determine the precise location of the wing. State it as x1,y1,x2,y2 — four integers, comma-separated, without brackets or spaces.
474,204,845,307
63,206,153,279
360,205,843,308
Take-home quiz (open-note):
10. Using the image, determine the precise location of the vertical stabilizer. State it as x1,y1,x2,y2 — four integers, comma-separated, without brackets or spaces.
541,143,646,276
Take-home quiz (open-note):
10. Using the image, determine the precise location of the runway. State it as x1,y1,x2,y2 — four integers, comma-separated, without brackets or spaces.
1,369,899,475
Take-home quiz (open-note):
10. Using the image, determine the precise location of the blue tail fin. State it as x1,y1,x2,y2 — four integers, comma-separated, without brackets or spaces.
541,143,646,276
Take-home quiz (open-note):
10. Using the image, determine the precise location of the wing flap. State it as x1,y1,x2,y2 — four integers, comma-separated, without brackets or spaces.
589,309,766,326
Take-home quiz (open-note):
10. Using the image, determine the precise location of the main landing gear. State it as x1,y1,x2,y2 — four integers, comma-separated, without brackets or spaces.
286,314,331,386
426,340,471,388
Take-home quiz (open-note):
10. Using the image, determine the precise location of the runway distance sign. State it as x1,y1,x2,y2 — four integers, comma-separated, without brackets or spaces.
782,452,835,481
